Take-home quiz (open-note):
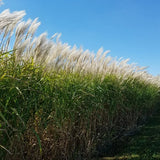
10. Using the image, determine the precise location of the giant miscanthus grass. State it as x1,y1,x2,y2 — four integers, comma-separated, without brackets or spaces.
0,9,160,87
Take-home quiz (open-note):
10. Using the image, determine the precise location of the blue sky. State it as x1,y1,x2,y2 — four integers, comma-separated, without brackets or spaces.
0,0,160,75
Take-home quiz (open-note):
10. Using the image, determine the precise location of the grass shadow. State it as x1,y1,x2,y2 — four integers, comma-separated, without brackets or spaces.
100,106,160,160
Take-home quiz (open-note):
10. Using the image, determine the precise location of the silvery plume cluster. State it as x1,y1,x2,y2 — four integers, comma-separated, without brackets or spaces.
0,9,160,87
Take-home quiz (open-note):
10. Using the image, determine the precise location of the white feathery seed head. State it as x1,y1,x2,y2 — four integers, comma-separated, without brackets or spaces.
0,9,160,87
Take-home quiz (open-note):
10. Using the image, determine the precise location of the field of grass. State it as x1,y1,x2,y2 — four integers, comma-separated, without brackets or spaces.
101,103,160,160
0,9,160,160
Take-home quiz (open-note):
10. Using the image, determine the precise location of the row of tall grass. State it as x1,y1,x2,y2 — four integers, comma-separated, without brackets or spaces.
0,9,160,159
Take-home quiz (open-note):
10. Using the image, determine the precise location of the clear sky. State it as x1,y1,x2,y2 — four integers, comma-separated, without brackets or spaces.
0,0,160,76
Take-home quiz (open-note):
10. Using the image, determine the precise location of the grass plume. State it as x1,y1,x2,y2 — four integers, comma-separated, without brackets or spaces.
0,9,160,159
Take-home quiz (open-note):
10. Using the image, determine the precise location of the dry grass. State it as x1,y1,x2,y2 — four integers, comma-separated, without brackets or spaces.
0,9,159,87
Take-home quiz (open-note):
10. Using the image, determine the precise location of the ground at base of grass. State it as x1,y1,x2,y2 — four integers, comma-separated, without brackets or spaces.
100,106,160,160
